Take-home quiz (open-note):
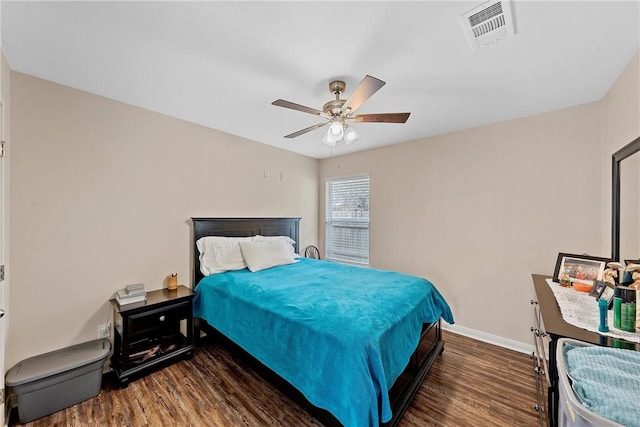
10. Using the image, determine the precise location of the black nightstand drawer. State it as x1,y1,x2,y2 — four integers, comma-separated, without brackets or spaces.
128,300,191,337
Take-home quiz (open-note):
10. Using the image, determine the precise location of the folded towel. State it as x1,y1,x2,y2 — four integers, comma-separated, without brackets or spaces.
564,344,640,427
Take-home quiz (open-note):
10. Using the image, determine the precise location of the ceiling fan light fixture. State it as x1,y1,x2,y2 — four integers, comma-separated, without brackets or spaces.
328,121,344,139
343,126,359,145
322,132,337,147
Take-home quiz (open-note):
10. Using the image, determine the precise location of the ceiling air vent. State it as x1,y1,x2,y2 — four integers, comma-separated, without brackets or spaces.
461,0,515,50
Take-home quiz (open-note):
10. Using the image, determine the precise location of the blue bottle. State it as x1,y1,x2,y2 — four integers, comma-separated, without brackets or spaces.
599,298,609,332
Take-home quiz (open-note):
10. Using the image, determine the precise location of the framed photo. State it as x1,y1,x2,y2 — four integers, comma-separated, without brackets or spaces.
589,280,606,297
553,253,610,286
597,283,615,308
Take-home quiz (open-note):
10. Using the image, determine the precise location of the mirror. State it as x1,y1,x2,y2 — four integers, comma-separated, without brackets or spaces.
612,136,640,261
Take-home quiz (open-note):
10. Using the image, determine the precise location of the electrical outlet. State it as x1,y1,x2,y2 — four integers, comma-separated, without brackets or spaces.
98,323,111,338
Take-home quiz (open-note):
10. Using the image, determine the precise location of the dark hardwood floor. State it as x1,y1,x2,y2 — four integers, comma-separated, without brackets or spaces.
9,330,541,426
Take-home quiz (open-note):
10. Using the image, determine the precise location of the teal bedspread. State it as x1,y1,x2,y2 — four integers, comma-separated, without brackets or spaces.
193,258,454,427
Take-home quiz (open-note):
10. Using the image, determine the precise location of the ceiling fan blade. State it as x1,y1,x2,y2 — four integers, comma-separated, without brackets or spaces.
349,112,410,123
284,121,329,139
272,99,330,118
341,75,386,115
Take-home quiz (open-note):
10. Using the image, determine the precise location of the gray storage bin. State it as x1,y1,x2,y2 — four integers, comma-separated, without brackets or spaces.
556,338,623,427
6,338,111,423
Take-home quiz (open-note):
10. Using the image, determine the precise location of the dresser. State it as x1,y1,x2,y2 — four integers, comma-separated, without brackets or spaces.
531,274,639,427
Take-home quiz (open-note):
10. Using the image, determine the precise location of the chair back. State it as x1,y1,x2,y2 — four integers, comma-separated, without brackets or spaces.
304,245,321,259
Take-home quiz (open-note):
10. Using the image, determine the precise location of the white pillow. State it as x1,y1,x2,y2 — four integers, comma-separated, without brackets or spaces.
196,236,252,276
239,239,297,272
253,235,297,256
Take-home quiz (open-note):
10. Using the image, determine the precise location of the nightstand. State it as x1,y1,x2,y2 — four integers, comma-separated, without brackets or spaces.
110,285,195,387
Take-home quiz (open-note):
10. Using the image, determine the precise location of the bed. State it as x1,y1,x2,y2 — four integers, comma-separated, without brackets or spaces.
191,217,454,427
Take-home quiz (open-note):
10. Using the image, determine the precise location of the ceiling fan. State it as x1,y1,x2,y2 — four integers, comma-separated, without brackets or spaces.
271,75,410,146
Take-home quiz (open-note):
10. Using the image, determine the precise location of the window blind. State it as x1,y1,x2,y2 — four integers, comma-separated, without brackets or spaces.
325,175,370,264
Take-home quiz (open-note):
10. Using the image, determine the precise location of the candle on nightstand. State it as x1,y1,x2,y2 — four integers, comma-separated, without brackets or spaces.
168,273,178,290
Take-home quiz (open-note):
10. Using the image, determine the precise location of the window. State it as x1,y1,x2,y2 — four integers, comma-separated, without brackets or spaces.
325,175,370,265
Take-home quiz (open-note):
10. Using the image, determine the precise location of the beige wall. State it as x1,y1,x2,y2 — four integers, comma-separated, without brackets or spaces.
7,49,639,362
319,50,640,349
600,51,640,258
320,102,603,348
8,73,318,366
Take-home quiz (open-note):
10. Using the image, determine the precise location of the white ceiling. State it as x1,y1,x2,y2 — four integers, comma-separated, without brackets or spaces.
2,1,639,159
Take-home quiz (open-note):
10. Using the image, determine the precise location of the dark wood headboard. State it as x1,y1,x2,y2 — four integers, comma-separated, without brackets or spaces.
191,217,301,286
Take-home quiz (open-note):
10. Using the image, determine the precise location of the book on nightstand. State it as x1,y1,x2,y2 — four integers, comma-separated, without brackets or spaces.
115,284,147,307
115,299,146,310
125,283,146,296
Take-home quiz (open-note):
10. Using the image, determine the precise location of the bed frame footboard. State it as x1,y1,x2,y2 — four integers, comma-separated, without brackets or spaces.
195,317,444,427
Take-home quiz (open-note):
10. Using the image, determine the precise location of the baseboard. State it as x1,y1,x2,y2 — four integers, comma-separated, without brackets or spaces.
442,323,534,355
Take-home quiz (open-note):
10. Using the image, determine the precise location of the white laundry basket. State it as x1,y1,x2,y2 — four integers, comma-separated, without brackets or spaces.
556,338,623,427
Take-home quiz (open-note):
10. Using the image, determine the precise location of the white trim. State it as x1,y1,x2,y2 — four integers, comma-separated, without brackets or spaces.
324,172,371,182
442,323,534,355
